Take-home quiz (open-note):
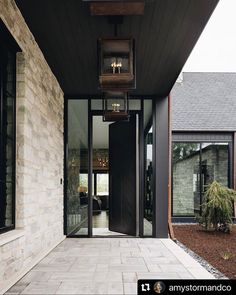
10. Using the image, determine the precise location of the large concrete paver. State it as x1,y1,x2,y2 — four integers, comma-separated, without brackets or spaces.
6,238,214,295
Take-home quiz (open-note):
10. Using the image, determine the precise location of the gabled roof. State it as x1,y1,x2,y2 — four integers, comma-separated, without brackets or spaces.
172,72,236,131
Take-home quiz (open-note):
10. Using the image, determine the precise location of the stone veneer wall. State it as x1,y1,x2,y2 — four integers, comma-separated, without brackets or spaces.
0,0,65,292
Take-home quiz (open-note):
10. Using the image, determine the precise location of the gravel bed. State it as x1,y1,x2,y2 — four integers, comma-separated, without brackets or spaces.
176,240,228,279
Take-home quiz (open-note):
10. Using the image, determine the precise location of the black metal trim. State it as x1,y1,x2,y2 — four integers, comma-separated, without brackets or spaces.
63,98,68,235
94,172,97,196
64,94,157,100
199,143,203,216
171,140,174,222
88,99,93,237
172,131,233,142
172,217,197,223
229,142,233,189
171,139,232,218
152,99,156,238
139,99,144,237
153,97,169,238
67,234,135,239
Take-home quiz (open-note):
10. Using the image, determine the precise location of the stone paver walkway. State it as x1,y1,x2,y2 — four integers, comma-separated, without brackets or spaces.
6,238,214,295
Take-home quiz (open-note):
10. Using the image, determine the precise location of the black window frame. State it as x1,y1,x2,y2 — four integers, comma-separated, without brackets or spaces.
171,133,233,222
0,22,19,234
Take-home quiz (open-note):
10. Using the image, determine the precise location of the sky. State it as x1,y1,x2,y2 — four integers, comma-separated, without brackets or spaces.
183,0,236,72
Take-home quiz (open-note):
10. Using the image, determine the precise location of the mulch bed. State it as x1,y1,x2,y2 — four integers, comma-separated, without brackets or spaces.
173,224,236,279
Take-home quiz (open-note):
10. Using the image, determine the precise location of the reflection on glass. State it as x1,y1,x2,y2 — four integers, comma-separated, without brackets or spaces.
143,100,153,236
172,142,229,217
0,49,15,230
201,142,229,188
172,143,200,216
67,100,89,235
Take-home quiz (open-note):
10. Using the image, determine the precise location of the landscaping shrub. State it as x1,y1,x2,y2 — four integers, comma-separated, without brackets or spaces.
199,181,236,233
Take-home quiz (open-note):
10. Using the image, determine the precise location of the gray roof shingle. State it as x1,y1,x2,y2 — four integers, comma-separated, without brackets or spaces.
172,72,236,131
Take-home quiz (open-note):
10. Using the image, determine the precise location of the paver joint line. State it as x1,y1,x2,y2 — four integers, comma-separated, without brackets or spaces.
6,238,214,295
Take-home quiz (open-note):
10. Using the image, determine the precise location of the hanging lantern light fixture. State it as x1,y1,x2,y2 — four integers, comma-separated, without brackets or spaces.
98,38,135,90
102,91,129,122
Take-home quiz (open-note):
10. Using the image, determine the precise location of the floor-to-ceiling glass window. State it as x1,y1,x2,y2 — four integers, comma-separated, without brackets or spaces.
172,141,230,218
66,100,89,235
0,43,16,234
143,100,153,236
172,143,200,216
65,98,153,236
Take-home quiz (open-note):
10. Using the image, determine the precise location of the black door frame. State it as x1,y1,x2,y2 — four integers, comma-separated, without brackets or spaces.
64,95,169,238
89,109,143,237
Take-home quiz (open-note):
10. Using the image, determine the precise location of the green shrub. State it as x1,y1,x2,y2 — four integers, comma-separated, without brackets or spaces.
199,181,236,233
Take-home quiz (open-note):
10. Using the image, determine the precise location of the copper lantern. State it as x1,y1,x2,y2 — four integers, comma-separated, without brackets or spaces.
98,38,135,90
102,91,129,122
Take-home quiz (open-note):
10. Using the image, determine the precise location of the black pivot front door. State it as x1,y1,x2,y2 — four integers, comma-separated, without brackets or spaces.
109,115,137,236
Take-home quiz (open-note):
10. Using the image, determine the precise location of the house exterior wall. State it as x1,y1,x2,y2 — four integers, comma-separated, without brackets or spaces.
0,0,65,292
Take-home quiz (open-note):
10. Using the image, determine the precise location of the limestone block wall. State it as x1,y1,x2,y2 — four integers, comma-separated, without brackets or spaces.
0,0,65,291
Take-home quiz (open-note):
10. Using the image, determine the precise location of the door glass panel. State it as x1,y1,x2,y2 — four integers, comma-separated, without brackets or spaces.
143,100,153,236
67,100,89,235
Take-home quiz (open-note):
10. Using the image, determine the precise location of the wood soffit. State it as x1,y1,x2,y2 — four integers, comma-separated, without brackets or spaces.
15,0,219,97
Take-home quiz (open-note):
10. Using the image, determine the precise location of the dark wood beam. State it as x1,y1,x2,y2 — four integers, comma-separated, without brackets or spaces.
90,2,145,15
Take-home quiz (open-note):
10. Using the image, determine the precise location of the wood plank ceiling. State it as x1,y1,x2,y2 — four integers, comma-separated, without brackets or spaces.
15,0,219,97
